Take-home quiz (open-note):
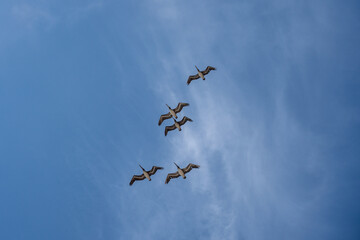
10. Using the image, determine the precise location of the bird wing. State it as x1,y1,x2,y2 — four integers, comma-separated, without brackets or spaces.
173,102,189,114
201,66,216,75
187,74,200,85
182,163,200,174
129,174,146,186
165,172,181,184
147,166,164,176
178,116,193,126
165,124,177,136
158,112,172,126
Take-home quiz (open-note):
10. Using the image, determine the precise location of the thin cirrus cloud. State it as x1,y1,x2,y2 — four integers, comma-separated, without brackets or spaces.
121,0,360,239
11,4,56,29
9,2,103,31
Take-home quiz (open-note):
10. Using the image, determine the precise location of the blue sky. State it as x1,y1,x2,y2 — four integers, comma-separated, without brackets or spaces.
0,0,359,239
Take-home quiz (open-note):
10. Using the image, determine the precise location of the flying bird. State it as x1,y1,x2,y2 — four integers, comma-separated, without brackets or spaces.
158,102,190,126
129,165,163,186
165,163,200,184
164,116,193,136
187,65,216,85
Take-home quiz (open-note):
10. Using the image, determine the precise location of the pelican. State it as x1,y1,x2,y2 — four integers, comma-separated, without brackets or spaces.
165,163,200,184
187,65,216,85
129,165,163,186
164,116,193,136
158,102,190,126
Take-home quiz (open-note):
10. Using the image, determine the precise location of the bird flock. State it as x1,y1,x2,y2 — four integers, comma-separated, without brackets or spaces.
130,65,216,186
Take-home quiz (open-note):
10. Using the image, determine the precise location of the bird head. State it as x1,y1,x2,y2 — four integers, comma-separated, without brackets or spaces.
195,65,200,71
165,104,170,109
174,162,180,169
139,164,145,171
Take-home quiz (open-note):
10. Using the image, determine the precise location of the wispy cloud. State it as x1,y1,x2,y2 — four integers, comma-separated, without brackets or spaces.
73,0,360,239
8,1,103,33
136,0,335,239
65,1,103,23
11,4,56,30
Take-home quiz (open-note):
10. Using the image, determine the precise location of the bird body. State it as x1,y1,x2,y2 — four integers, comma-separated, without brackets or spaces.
177,167,186,178
166,104,178,119
158,103,190,126
174,120,181,131
165,163,200,184
187,65,216,85
164,116,192,136
173,163,186,178
196,66,205,80
129,165,163,186
142,168,151,181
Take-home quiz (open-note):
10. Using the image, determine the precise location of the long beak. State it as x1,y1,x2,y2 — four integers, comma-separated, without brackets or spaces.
139,164,144,170
195,65,199,71
174,162,179,168
166,104,170,109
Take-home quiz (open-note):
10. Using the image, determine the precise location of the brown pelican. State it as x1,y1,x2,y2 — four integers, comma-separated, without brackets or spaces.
158,102,190,126
129,165,163,186
187,66,216,85
164,116,193,136
165,163,200,184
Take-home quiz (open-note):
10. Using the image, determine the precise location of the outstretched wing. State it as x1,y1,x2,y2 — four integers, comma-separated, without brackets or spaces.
129,174,146,186
147,166,164,176
158,112,172,126
182,163,200,174
165,124,177,136
201,66,216,75
173,102,189,114
187,74,200,85
165,172,180,184
178,116,193,126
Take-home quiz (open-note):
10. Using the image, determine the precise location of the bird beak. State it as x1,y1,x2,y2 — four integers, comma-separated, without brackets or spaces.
166,104,170,108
